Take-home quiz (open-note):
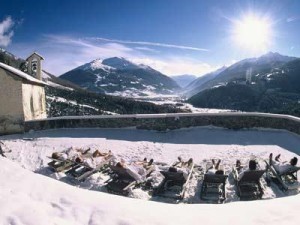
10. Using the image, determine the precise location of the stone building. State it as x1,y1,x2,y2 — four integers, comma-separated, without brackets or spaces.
26,52,44,80
0,53,47,135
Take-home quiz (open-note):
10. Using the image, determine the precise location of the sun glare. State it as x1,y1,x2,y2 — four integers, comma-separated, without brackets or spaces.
233,15,272,52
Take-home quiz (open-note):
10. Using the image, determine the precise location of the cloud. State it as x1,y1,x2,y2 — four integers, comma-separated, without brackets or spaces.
286,17,299,23
13,35,214,76
37,35,136,74
0,16,15,47
131,57,217,76
88,37,209,52
134,46,160,53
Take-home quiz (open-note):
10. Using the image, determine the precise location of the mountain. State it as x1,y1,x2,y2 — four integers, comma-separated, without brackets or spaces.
184,66,227,97
42,70,83,91
185,52,297,97
188,54,300,117
0,49,187,117
0,48,25,70
172,74,197,88
45,84,186,117
59,57,180,97
42,65,187,116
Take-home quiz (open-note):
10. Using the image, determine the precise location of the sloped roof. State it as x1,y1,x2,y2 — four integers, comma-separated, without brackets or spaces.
0,62,46,85
26,52,44,61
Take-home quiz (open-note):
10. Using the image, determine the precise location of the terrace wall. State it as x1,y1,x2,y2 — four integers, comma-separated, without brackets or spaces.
24,112,300,135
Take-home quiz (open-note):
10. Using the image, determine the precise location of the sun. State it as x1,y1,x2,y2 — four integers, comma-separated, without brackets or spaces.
233,15,272,52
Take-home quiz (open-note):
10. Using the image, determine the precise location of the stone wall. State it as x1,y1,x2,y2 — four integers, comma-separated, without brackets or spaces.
0,68,24,135
0,116,24,135
24,113,300,135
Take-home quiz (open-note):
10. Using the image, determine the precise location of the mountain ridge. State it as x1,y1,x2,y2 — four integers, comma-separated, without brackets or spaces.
188,54,300,117
185,52,298,97
60,57,180,97
184,66,227,97
0,49,186,117
172,74,197,88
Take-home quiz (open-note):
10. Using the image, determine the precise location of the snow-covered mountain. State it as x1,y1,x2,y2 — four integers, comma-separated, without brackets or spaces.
184,66,227,97
185,52,298,97
0,50,185,117
172,74,197,88
41,71,185,117
59,57,180,98
0,48,25,69
228,52,297,71
188,55,300,116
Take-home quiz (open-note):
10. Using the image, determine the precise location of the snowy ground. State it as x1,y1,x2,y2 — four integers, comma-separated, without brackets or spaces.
0,127,300,224
135,94,232,113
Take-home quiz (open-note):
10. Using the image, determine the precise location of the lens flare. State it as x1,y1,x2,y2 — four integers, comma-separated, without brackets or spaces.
233,14,272,53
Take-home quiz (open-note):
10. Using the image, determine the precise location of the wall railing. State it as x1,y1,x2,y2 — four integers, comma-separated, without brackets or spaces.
24,112,300,135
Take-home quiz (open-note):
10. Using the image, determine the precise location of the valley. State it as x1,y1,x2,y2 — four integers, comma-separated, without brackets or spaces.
1,2,300,225
1,48,300,117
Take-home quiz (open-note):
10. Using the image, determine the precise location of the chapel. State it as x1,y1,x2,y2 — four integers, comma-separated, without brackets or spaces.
0,52,47,135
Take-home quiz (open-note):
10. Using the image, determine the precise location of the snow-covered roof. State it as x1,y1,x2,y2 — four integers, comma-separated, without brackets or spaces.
26,52,44,60
27,111,300,123
0,62,46,86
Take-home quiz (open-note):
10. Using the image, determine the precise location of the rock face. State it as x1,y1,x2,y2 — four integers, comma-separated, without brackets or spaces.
59,57,180,97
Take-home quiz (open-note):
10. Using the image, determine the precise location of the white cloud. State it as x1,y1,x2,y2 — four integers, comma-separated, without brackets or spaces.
134,46,159,53
88,37,209,52
286,17,299,23
131,57,217,76
0,16,15,47
14,35,214,77
39,35,136,74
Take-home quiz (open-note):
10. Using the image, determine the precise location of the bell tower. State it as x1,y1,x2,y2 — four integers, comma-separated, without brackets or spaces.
26,52,44,80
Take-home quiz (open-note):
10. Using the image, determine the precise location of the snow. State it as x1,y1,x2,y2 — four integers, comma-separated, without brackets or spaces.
28,111,300,124
0,127,299,225
94,73,107,85
42,70,51,79
0,62,46,85
103,83,177,98
47,96,99,111
137,64,151,70
42,71,74,90
101,110,119,115
89,59,114,71
179,103,232,113
136,95,232,113
107,88,161,98
47,80,74,91
213,82,227,88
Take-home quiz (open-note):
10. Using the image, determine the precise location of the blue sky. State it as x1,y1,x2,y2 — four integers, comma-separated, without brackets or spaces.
0,0,300,76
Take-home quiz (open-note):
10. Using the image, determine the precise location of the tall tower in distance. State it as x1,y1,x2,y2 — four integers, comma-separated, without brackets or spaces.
26,52,44,81
246,67,252,84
